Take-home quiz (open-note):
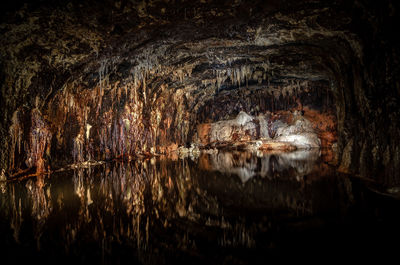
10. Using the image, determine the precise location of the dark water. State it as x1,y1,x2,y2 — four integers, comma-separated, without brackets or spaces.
1,150,400,264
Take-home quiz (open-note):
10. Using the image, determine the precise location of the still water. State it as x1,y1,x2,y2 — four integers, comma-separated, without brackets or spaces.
1,150,400,264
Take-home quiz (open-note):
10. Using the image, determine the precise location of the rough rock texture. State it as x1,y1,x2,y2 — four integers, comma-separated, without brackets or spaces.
196,110,324,150
1,0,399,185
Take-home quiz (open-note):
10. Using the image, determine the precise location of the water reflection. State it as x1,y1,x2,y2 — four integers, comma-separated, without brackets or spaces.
1,151,399,264
198,149,323,183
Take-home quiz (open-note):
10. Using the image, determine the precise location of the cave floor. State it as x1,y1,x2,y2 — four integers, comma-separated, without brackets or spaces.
1,150,400,264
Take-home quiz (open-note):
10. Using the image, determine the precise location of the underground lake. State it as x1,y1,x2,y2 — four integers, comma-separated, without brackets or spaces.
1,0,400,264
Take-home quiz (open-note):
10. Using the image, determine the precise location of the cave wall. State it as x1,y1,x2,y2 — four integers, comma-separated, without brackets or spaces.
1,0,399,185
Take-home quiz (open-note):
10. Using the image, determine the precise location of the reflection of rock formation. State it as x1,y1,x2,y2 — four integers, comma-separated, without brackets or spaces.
26,176,53,250
270,150,321,175
26,176,52,222
0,155,358,264
199,150,320,183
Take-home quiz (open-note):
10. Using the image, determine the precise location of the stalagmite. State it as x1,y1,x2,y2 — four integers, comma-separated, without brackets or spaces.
86,124,92,140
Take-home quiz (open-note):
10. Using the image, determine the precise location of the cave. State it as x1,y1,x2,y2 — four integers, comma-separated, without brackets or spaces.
1,0,400,264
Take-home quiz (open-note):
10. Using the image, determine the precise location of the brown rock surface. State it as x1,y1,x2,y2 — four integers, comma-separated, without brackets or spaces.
0,0,398,184
259,142,297,151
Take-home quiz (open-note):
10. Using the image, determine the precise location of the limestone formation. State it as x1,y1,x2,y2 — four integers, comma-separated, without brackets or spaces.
197,110,324,151
0,0,398,186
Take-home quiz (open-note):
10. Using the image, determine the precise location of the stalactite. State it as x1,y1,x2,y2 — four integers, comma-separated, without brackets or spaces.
26,109,52,173
9,110,23,170
73,131,84,164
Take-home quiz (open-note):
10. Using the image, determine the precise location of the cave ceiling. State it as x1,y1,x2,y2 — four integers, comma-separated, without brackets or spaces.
0,0,399,181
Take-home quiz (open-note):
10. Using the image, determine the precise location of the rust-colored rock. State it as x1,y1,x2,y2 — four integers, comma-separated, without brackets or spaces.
258,142,297,151
197,123,212,145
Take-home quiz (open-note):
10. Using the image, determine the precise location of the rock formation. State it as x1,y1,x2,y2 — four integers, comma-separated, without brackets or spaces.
196,110,325,151
0,0,399,186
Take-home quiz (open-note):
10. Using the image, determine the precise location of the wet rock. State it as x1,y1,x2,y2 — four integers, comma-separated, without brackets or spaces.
198,110,322,151
235,111,253,126
0,0,398,183
257,114,271,140
338,139,354,173
276,134,320,149
274,114,321,149
258,141,297,151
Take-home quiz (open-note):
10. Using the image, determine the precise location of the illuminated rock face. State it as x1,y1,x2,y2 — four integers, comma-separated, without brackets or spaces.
0,0,399,183
196,110,323,150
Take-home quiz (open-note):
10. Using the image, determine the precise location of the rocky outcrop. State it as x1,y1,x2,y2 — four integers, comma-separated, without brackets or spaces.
275,114,321,149
196,110,331,151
